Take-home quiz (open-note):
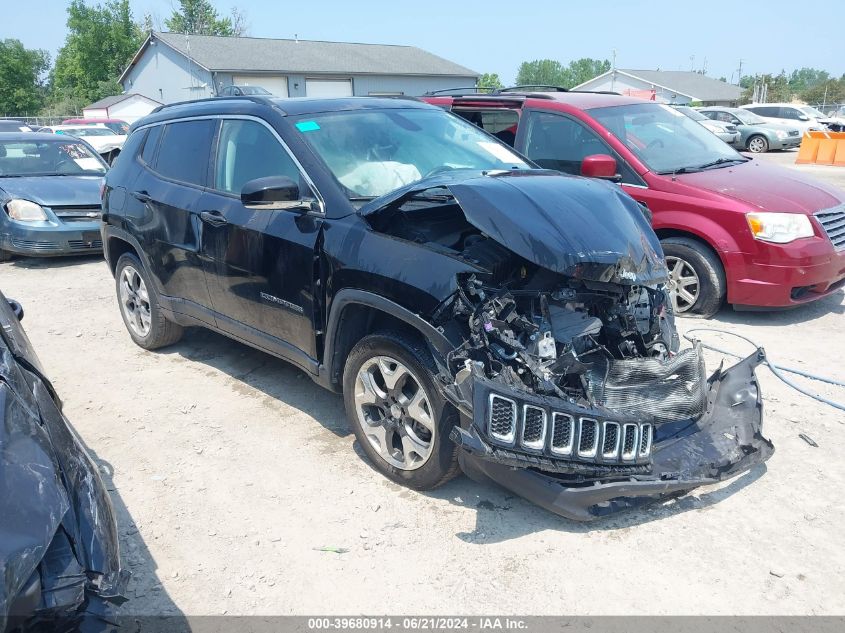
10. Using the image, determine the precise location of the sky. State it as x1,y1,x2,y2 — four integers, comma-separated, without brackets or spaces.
6,0,845,84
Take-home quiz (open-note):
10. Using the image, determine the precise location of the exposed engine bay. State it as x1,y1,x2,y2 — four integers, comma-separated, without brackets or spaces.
369,186,702,426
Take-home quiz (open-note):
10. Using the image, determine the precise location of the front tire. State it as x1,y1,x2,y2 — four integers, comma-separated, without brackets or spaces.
114,253,183,349
661,237,726,319
0,248,12,262
343,331,459,490
747,134,769,153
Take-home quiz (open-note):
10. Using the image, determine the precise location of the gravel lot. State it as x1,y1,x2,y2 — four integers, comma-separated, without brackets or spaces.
2,150,844,617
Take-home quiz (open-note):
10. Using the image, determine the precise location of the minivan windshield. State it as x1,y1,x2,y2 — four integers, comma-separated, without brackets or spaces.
293,108,529,199
590,103,745,174
800,106,826,119
0,139,107,176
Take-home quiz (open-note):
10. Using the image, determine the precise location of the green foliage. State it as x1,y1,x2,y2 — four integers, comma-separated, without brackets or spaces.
516,59,569,88
51,1,144,105
741,71,791,103
477,73,503,91
800,78,845,105
165,0,246,36
0,39,50,115
515,58,610,90
565,58,611,88
788,67,830,93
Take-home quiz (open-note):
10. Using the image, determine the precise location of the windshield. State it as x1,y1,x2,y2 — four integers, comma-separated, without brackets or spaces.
0,139,107,176
590,103,744,174
61,127,116,137
294,108,529,199
675,106,707,121
241,86,271,95
732,109,765,125
800,106,826,119
104,122,130,134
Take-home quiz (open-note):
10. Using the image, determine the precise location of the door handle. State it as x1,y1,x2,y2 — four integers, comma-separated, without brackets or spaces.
199,210,228,227
131,190,151,203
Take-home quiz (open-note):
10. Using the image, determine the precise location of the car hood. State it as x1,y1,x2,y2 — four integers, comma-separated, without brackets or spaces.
361,170,668,285
0,175,103,207
674,159,844,213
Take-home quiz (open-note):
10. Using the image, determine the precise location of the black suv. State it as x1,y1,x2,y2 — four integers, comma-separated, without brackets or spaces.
101,96,772,520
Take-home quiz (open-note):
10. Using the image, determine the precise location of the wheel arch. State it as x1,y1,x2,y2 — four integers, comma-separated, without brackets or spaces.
320,289,454,392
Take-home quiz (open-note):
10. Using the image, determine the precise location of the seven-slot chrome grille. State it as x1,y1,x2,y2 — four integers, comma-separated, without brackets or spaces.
816,206,845,251
486,395,653,462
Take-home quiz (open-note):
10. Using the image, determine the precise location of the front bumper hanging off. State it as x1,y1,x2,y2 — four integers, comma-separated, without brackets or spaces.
450,349,774,521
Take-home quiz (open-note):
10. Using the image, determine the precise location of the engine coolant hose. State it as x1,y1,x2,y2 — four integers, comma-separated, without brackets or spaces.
683,328,845,413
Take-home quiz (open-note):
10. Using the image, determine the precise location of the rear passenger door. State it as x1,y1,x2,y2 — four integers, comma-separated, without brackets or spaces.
198,117,323,363
129,119,216,323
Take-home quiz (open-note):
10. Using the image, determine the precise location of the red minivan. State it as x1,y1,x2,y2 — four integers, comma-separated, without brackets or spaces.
423,90,845,317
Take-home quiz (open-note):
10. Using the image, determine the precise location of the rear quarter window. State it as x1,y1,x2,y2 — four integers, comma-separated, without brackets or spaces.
154,119,216,186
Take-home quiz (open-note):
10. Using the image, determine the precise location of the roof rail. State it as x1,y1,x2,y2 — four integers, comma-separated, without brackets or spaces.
498,85,569,93
150,94,275,114
421,86,495,96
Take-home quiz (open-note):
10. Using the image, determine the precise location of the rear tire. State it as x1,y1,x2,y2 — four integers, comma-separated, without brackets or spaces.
114,253,183,349
0,249,12,262
343,331,460,490
661,237,726,319
747,134,769,153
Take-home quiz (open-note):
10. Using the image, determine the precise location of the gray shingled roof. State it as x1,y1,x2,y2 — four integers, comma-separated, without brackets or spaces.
84,94,134,109
153,32,477,77
619,69,742,101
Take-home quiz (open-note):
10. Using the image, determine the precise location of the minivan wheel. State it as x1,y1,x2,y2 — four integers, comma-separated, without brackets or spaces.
343,331,460,490
747,135,769,153
114,253,183,349
661,237,726,319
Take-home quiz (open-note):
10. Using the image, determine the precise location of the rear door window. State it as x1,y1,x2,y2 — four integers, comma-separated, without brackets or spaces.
140,124,162,165
154,119,215,186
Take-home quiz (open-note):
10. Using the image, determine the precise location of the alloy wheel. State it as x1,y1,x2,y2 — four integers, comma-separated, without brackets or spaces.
748,136,767,153
665,255,700,313
119,265,152,337
353,356,435,471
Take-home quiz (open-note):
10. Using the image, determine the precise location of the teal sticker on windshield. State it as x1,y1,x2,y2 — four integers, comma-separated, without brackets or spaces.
296,121,320,132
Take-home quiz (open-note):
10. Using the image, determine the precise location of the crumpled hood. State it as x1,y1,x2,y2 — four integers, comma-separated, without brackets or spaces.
674,159,844,213
0,175,103,208
362,170,668,285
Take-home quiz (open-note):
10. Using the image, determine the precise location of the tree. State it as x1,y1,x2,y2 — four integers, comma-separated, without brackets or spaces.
564,58,610,88
800,78,845,106
165,0,246,36
477,73,503,91
515,60,569,88
51,1,144,107
515,57,611,89
788,67,830,94
0,39,49,115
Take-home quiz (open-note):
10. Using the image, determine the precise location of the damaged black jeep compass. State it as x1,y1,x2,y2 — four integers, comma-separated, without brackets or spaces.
102,96,773,520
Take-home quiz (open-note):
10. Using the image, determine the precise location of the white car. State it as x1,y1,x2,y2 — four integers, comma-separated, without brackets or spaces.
38,124,126,164
739,103,830,133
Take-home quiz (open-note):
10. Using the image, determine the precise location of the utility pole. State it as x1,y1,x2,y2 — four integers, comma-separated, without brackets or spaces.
611,48,617,92
690,55,695,72
737,59,744,86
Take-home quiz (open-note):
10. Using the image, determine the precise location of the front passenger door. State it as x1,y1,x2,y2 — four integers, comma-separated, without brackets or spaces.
199,118,322,363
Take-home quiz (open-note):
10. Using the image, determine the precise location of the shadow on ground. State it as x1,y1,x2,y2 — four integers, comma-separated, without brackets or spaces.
6,253,105,270
154,326,769,545
711,290,845,327
73,431,189,630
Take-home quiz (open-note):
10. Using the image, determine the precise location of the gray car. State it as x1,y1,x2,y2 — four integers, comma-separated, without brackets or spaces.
699,107,802,153
0,132,107,261
673,106,741,145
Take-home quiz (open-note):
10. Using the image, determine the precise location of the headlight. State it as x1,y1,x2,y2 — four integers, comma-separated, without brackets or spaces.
5,199,48,222
746,212,814,244
775,130,788,140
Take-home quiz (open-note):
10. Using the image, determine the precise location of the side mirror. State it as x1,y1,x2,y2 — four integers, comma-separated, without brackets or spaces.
581,154,621,182
7,299,24,321
241,176,311,212
798,115,810,121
